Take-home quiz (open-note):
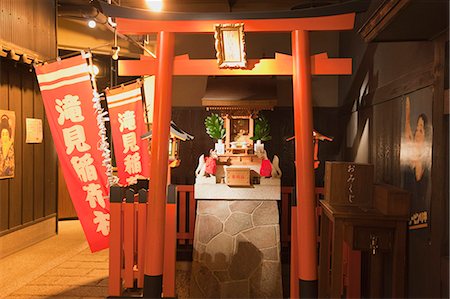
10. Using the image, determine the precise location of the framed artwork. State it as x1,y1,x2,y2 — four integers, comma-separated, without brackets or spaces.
230,117,250,143
0,110,15,179
214,23,247,69
26,118,43,143
224,115,254,150
400,87,433,230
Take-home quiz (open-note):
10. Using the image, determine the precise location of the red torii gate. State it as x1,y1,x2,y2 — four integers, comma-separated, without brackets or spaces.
99,1,367,298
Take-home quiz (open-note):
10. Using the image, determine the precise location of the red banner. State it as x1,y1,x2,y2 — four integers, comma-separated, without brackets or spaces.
105,82,150,186
35,55,110,252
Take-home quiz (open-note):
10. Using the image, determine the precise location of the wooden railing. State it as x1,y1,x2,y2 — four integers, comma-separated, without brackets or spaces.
175,185,324,247
108,184,324,297
175,185,196,245
109,186,148,297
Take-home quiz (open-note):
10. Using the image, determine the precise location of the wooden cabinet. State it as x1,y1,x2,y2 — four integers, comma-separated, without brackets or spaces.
373,184,410,217
318,200,408,298
345,226,394,253
324,162,374,208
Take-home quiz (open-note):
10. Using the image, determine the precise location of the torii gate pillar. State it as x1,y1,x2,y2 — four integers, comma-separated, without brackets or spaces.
292,29,318,297
144,31,174,298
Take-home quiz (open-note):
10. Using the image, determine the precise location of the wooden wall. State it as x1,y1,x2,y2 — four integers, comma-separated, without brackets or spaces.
341,37,448,297
0,0,56,59
0,58,58,235
0,0,58,242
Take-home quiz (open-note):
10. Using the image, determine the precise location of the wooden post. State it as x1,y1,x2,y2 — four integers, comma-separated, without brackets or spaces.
123,189,136,288
108,186,124,297
292,29,318,298
144,31,175,298
163,184,177,298
290,195,299,298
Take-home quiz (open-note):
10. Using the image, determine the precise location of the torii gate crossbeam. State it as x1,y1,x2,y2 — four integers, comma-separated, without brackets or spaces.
98,1,367,298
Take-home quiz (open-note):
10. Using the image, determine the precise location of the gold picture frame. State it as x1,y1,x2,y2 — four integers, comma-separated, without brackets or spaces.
214,23,247,69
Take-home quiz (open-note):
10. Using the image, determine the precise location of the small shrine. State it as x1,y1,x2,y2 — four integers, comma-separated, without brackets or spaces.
194,76,281,200
191,76,283,298
286,130,333,169
142,121,194,168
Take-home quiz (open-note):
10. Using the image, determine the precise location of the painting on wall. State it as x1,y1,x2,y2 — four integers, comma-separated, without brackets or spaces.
400,87,433,230
0,110,16,179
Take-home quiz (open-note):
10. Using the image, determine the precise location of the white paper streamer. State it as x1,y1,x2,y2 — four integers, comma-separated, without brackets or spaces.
86,54,115,186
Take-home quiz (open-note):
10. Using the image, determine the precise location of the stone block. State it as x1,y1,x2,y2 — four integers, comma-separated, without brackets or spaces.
250,261,283,298
192,200,282,298
220,280,250,298
242,226,278,249
224,212,253,236
260,246,279,261
193,243,206,262
205,233,233,271
253,201,279,226
197,201,231,221
229,242,262,280
230,201,262,214
213,270,231,282
197,215,223,244
191,263,220,298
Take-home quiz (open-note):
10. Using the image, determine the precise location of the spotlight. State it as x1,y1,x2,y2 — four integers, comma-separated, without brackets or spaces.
88,20,96,29
112,46,120,60
146,0,163,11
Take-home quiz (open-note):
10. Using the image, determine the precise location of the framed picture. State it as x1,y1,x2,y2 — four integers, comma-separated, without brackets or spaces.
0,110,16,179
214,23,247,69
224,115,254,150
230,117,250,143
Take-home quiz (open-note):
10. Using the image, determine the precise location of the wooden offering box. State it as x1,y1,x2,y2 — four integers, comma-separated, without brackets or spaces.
225,167,251,186
324,161,374,208
373,184,410,217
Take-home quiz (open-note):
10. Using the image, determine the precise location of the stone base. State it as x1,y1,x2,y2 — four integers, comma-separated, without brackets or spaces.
194,178,281,201
190,200,283,298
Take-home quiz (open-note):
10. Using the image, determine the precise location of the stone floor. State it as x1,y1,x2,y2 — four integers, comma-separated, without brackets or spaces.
0,220,288,299
0,220,192,299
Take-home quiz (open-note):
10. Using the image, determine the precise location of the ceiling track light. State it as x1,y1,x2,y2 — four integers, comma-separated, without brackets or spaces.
146,0,163,12
88,19,97,29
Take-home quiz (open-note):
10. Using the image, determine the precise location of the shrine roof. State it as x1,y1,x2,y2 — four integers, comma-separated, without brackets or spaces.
141,121,194,141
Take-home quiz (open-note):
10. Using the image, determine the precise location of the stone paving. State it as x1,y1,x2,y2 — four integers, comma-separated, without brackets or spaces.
7,247,109,299
4,247,193,299
1,220,192,299
1,220,287,299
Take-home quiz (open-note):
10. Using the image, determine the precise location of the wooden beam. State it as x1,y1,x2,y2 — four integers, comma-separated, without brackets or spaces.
116,13,356,34
310,53,352,75
119,53,352,76
358,0,411,43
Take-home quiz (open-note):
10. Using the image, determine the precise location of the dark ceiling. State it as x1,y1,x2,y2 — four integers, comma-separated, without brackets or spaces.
57,0,448,42
373,1,449,42
57,0,344,13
